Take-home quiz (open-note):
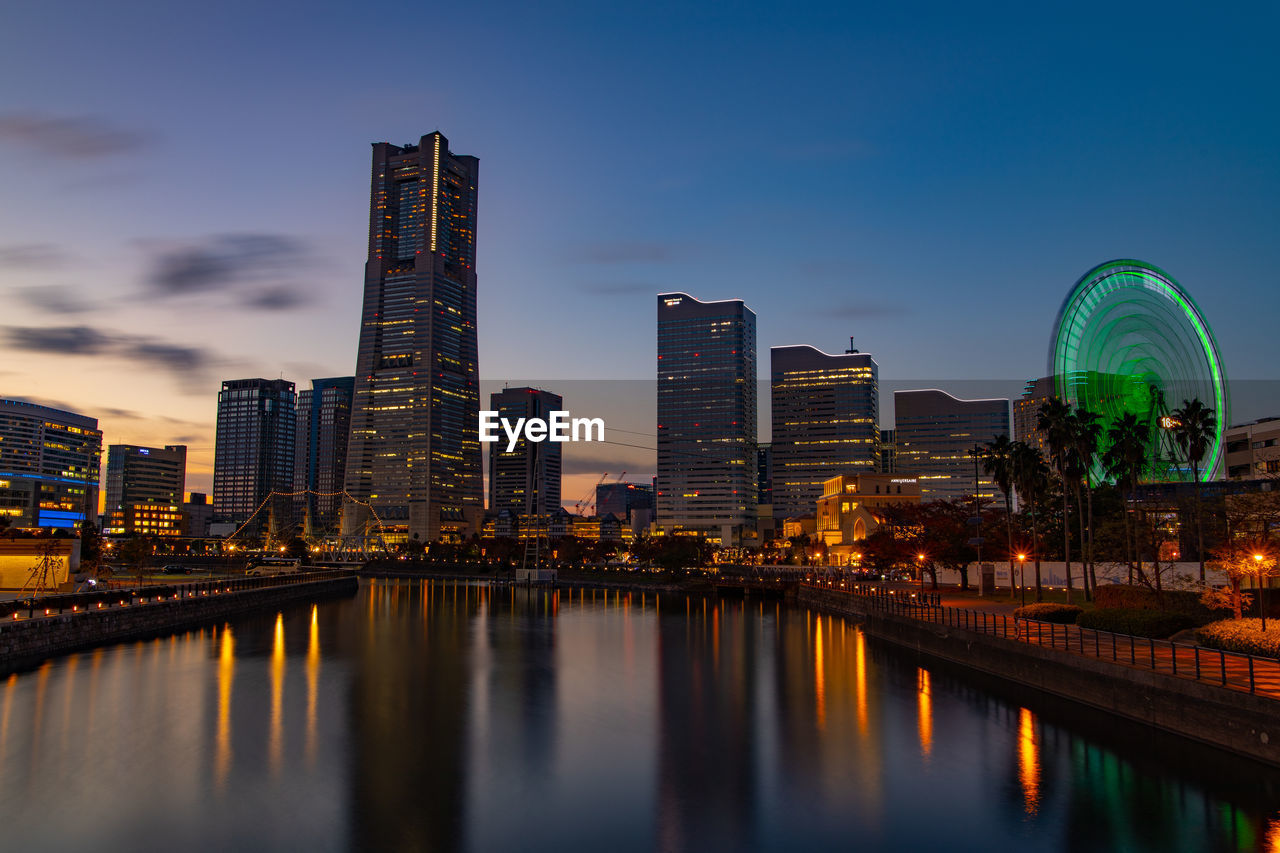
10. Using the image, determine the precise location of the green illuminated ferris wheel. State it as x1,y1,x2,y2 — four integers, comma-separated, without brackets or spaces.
1049,260,1229,483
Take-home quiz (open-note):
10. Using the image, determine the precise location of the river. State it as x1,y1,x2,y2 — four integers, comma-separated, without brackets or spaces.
0,579,1276,852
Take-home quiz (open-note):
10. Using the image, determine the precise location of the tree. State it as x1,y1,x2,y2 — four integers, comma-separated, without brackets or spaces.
1204,540,1261,620
1172,398,1216,583
119,535,154,587
1103,411,1152,586
1038,398,1077,603
1068,407,1102,601
981,435,1017,596
1012,441,1049,601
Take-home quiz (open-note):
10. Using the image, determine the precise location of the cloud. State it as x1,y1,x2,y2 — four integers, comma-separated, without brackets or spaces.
2,324,215,381
143,233,312,311
0,243,71,268
14,285,95,315
567,241,685,264
0,113,149,159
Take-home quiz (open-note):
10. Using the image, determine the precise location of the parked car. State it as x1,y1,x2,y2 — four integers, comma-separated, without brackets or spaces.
161,564,192,575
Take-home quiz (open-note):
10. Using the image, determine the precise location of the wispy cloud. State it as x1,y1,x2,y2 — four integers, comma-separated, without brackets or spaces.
0,243,71,268
14,285,95,315
3,324,216,382
143,233,313,311
0,113,150,159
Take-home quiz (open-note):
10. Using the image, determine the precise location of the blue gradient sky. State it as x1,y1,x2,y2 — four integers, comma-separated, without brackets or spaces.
1,0,1277,495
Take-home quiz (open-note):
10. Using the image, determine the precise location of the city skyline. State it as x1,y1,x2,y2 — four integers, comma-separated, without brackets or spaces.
1,2,1277,503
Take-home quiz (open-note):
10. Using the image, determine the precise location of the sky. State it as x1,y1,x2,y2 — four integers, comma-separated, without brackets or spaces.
1,0,1277,502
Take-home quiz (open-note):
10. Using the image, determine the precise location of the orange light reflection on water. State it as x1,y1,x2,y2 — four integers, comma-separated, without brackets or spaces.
306,604,319,766
215,625,235,792
814,616,826,730
1018,707,1040,815
917,668,932,760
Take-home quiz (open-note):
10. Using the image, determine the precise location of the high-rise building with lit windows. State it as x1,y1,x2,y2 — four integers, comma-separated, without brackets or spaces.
294,377,354,534
103,444,186,535
213,378,296,534
343,132,482,543
487,387,562,518
0,398,101,531
893,389,1010,502
770,344,879,519
656,293,757,544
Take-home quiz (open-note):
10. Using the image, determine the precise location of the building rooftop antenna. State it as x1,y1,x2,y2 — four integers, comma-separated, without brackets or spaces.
845,336,859,354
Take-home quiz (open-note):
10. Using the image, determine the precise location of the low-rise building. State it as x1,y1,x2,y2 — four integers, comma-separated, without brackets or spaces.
815,473,921,564
1225,417,1280,480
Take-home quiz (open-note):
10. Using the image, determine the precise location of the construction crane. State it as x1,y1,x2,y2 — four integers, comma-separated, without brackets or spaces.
574,473,610,517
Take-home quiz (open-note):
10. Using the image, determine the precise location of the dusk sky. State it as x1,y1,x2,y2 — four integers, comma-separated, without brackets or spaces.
2,0,1277,499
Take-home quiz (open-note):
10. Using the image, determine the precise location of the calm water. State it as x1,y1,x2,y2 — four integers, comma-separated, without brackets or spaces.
0,579,1278,852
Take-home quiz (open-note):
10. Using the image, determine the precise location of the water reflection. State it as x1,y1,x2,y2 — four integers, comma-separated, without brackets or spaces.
0,581,1275,852
1019,707,1040,815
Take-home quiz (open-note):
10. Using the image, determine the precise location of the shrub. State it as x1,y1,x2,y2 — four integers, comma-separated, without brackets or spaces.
1195,619,1280,659
1095,585,1209,616
1076,608,1196,639
1013,603,1082,624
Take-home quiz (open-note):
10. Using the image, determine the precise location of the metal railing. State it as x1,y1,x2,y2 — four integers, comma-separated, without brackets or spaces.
803,580,1280,700
0,569,353,624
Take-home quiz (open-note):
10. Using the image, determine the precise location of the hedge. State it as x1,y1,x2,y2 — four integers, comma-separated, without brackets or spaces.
1195,619,1280,659
1094,585,1210,616
1013,603,1083,624
1075,608,1196,639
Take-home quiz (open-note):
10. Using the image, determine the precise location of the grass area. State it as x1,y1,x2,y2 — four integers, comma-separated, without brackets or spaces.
938,585,1098,611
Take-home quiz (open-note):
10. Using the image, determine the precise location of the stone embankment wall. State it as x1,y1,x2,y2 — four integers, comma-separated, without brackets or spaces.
800,585,1280,767
0,574,358,672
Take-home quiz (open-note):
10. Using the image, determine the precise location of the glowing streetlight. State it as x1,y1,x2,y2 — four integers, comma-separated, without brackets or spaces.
917,552,927,596
1017,553,1028,607
1255,553,1269,631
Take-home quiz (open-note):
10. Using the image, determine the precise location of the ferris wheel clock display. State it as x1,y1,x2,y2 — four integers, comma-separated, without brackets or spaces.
1049,259,1229,482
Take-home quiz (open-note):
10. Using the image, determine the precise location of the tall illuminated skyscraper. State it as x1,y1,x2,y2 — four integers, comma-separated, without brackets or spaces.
487,387,562,518
212,378,296,534
894,389,1010,502
343,132,482,543
770,343,879,519
656,293,757,545
294,377,354,533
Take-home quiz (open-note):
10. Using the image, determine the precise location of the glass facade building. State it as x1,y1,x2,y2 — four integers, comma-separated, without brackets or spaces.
487,387,563,518
656,293,757,544
343,132,482,543
893,389,1010,502
294,377,354,535
103,444,187,535
212,378,296,535
0,399,101,531
770,345,879,519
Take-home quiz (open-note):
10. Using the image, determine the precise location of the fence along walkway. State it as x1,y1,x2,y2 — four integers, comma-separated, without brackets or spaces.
805,580,1280,701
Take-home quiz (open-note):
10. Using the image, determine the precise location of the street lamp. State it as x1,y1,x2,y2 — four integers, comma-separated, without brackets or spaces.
1017,553,1027,607
1254,553,1268,631
917,552,927,596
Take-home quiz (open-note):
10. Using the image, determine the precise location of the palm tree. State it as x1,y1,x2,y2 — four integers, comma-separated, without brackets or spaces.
1069,407,1103,600
1038,398,1076,603
1172,398,1216,583
1012,441,1049,601
981,434,1017,597
1103,412,1151,586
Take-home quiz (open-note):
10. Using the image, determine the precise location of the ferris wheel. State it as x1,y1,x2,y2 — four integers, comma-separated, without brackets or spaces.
1048,259,1229,483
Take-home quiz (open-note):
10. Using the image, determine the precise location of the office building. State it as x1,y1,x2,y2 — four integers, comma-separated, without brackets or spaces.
343,131,482,543
1225,417,1280,480
1013,376,1054,458
488,387,563,518
596,481,653,520
184,492,213,538
103,444,186,535
0,399,102,531
656,293,757,544
294,377,354,534
212,378,296,536
894,389,1010,502
879,429,896,473
770,343,879,519
756,444,773,507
